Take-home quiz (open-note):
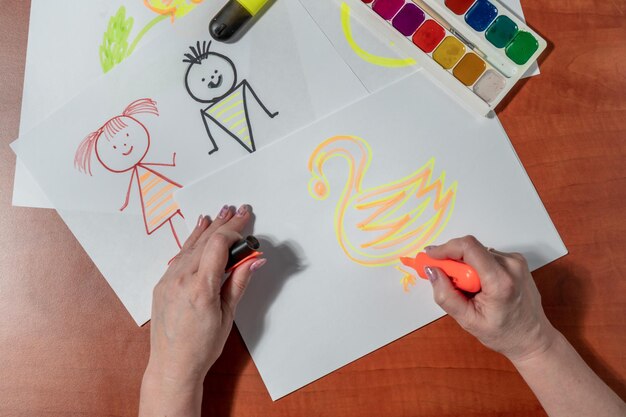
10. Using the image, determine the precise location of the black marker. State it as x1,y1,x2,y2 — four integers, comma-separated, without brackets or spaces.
210,0,269,42
225,235,262,272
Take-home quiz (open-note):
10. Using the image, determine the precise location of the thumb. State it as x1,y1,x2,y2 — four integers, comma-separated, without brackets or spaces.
221,258,266,316
427,267,470,322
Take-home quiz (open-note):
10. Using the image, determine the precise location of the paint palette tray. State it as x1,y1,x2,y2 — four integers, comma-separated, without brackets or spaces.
354,0,547,116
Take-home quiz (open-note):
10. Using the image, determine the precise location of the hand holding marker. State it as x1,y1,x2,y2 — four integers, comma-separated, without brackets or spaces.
401,251,481,292
210,0,270,42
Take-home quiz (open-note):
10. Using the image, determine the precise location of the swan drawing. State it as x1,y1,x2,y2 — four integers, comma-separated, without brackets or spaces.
307,135,458,291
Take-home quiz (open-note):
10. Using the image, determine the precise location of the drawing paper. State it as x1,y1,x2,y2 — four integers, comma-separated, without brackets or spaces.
13,0,534,207
14,0,178,208
175,73,567,400
12,0,367,325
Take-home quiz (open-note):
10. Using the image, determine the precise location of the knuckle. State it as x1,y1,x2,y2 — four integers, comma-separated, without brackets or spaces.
433,291,448,307
461,235,482,251
171,276,186,291
203,287,220,306
510,252,525,261
189,290,211,309
232,277,248,294
464,235,480,245
459,317,476,334
192,273,220,302
153,281,164,298
208,232,230,249
506,255,528,274
496,275,517,298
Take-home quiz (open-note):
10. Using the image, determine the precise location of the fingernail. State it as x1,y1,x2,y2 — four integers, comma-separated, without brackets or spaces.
424,245,437,251
218,205,230,219
196,215,204,227
250,258,266,272
236,204,250,217
424,266,437,282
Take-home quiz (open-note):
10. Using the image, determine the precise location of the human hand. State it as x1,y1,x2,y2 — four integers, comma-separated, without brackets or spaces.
424,236,558,363
144,204,266,387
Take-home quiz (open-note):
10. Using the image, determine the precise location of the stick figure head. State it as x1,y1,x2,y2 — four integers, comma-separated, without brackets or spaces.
183,41,237,103
94,116,151,173
75,99,158,175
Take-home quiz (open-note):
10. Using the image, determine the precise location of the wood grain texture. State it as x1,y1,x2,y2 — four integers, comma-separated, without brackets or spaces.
0,1,624,416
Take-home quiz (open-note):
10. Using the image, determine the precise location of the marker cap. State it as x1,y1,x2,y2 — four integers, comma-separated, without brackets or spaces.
238,0,268,16
209,0,269,41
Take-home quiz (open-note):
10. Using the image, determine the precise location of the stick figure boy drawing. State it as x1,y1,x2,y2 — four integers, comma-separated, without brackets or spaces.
183,41,279,155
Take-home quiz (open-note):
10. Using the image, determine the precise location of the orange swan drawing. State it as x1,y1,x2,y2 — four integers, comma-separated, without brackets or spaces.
307,135,458,291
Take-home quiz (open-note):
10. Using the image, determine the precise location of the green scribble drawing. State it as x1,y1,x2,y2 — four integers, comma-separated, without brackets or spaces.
100,7,135,73
99,2,204,74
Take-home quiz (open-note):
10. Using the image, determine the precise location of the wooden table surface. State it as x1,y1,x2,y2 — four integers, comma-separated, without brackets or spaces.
1,1,624,416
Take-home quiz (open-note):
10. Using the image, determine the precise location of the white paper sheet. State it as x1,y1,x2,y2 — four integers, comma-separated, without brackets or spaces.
12,0,367,325
175,73,566,400
14,0,189,208
13,0,537,207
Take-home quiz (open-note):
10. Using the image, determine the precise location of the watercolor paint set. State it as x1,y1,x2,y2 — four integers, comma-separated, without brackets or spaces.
356,0,547,115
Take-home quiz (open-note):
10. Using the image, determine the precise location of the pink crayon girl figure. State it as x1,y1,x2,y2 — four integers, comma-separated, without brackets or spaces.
74,98,184,249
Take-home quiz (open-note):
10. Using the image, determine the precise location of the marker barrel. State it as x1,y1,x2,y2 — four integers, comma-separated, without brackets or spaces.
225,235,261,271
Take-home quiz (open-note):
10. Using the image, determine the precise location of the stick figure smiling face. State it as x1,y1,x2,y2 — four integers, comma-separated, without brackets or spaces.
185,51,237,104
95,116,150,173
182,41,279,155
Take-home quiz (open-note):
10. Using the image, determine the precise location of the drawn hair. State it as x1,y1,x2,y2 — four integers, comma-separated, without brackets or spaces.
183,40,212,65
74,98,159,175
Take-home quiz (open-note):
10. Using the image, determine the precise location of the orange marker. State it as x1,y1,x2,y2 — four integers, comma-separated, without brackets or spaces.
400,252,481,293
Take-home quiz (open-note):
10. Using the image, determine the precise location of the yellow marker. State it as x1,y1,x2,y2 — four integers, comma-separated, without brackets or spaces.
210,0,269,42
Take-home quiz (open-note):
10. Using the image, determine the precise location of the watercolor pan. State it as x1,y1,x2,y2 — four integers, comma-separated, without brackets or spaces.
356,0,547,115
433,0,545,68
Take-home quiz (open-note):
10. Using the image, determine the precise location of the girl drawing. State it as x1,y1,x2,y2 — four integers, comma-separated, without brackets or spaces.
74,98,184,249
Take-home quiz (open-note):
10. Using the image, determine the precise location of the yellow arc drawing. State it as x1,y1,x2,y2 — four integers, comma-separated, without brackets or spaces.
340,2,416,68
308,135,457,292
